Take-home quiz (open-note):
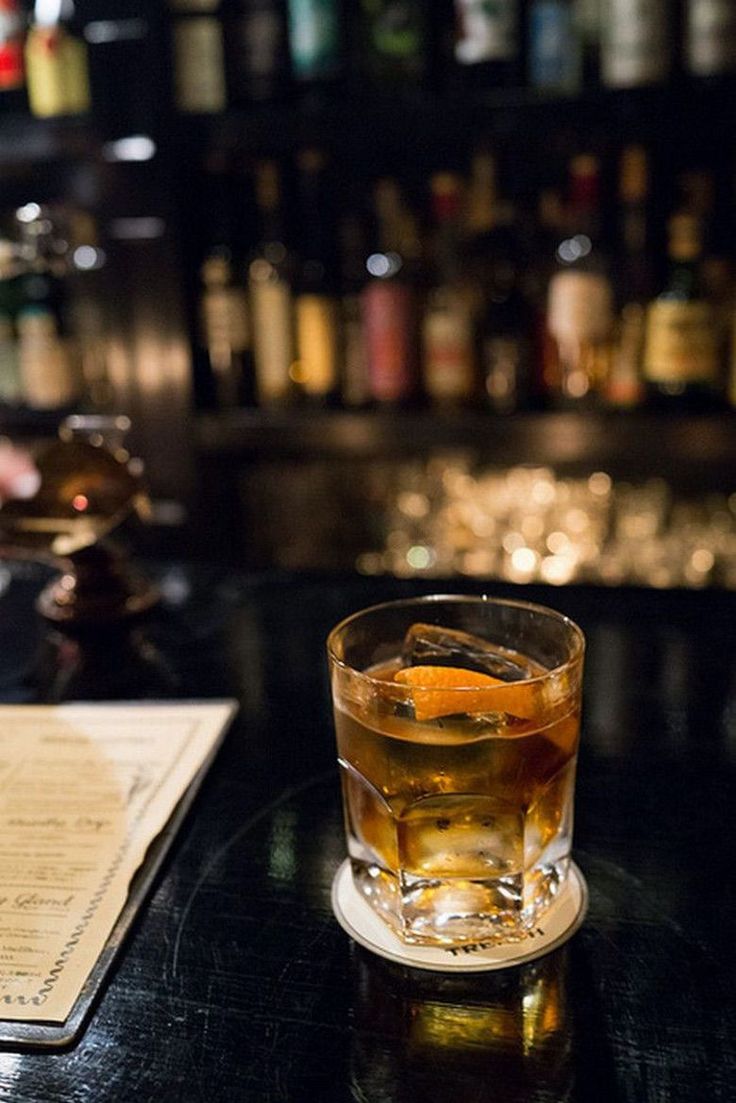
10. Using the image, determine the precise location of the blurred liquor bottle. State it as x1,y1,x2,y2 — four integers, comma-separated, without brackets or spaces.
461,149,532,412
574,0,600,87
338,210,371,408
0,241,21,405
545,153,614,404
358,0,427,91
422,172,477,408
679,167,735,367
477,228,533,414
169,0,226,113
0,0,28,112
16,269,80,410
528,0,582,95
684,0,736,78
247,159,295,406
84,2,162,140
605,145,652,408
642,212,722,409
224,0,290,104
452,0,522,88
25,0,91,118
362,178,420,405
199,250,253,408
286,0,342,88
525,187,566,404
600,0,671,89
291,148,340,405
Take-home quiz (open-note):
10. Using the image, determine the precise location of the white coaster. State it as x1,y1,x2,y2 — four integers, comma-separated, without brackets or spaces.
331,859,588,972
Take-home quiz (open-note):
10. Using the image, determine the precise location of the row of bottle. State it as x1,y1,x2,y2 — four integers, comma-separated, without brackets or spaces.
0,203,104,410
170,0,736,114
192,145,736,413
3,1,734,124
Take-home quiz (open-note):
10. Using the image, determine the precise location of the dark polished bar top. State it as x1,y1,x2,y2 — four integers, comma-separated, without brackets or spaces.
0,563,734,1101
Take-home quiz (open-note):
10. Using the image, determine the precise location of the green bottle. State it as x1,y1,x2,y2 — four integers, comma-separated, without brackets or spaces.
360,0,427,86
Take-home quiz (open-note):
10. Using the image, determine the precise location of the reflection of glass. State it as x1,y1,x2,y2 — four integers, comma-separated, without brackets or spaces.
328,596,584,946
350,946,574,1103
0,415,157,623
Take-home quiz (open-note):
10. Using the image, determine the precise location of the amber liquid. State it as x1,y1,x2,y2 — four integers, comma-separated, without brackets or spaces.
334,655,580,945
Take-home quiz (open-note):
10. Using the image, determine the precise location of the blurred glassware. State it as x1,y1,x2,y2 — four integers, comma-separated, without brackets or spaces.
360,457,736,590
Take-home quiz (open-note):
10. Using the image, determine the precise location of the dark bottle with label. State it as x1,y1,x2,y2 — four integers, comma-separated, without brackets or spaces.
605,145,652,408
224,0,290,103
421,173,477,407
452,0,522,89
643,212,723,410
291,149,340,405
338,211,370,408
248,160,295,406
358,0,428,92
480,258,533,414
198,249,254,408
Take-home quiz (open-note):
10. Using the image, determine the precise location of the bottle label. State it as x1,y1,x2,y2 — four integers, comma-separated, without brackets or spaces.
362,281,417,402
249,276,293,402
26,28,91,117
529,1,581,92
294,293,338,395
287,0,340,79
644,300,719,383
454,0,518,64
173,18,226,112
0,5,24,91
602,0,670,87
422,303,475,401
687,0,736,76
547,271,614,345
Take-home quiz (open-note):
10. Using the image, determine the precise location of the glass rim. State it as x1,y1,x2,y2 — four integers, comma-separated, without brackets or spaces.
327,593,585,691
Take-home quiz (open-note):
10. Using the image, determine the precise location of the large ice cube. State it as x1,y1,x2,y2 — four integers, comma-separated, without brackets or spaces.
401,622,534,682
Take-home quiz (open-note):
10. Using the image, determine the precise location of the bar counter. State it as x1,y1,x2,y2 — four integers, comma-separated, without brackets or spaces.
0,563,734,1100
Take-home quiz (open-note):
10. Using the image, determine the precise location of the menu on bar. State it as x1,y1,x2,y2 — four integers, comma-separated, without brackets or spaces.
0,701,236,1025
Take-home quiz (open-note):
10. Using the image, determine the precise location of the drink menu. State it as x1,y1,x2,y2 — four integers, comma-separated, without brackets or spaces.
0,702,236,1025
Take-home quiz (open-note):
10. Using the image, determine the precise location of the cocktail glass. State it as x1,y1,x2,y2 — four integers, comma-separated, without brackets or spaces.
328,595,585,947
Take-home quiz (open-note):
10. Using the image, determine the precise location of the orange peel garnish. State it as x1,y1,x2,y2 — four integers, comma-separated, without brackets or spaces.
393,665,535,722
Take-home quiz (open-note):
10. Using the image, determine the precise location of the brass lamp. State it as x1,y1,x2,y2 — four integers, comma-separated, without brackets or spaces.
0,415,158,625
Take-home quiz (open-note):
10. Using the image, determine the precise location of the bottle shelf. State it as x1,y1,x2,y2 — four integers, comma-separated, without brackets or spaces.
0,115,101,167
171,76,736,158
194,408,736,489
